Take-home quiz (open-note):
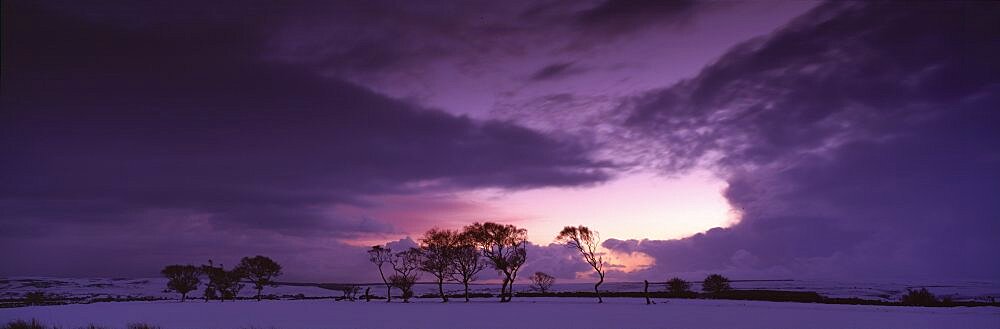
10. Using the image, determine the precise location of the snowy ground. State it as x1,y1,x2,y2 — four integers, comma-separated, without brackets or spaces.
4,277,999,303
2,297,999,329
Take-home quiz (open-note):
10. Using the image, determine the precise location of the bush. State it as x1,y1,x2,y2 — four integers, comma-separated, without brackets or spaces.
701,274,731,294
901,288,938,306
529,272,555,293
666,277,691,295
22,292,47,305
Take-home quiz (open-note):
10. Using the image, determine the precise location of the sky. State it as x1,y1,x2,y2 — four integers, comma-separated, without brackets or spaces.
2,1,998,283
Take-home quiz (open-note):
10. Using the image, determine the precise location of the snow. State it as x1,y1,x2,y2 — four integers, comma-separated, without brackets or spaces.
4,277,999,303
3,277,999,328
2,298,998,329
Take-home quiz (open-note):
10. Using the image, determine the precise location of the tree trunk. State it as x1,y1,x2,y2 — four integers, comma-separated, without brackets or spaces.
181,292,187,302
438,278,448,302
500,274,514,302
377,266,391,303
257,287,263,301
644,280,652,305
508,270,519,302
463,281,470,302
503,277,510,302
498,278,508,302
595,275,604,303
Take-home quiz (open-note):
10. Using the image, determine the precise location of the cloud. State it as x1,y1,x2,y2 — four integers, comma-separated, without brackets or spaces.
616,2,1000,280
264,0,722,79
529,62,587,81
574,0,706,35
521,243,593,280
0,1,611,277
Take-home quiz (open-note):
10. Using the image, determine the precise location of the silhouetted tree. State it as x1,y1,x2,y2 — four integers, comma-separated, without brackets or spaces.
235,255,283,301
556,225,606,303
420,228,457,302
340,285,360,301
449,231,487,302
201,260,221,302
667,277,691,295
222,266,246,300
367,245,393,302
203,283,217,302
902,288,938,306
202,260,245,302
465,222,527,302
528,272,555,293
389,247,423,302
161,264,201,302
701,274,731,294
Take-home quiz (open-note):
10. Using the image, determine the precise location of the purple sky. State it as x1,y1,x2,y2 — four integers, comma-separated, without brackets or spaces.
2,1,998,283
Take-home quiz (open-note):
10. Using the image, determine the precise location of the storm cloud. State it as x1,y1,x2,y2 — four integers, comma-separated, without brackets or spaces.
0,1,611,278
610,2,1000,280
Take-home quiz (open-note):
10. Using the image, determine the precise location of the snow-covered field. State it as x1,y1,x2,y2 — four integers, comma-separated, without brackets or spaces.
3,297,999,329
4,277,1000,303
3,278,999,328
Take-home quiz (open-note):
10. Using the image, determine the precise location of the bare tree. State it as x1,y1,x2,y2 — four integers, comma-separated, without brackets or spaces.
235,255,283,301
449,231,487,302
420,228,457,302
529,272,555,293
161,264,201,302
465,222,527,302
389,247,423,302
556,225,606,303
367,245,393,303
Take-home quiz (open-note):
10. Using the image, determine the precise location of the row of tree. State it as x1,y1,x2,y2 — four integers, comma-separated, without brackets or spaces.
367,222,524,303
161,255,283,302
367,222,610,303
526,274,731,296
160,224,730,304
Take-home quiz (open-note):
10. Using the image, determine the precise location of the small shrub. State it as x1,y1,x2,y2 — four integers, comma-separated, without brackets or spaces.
666,277,691,295
528,272,555,293
339,285,360,301
901,288,938,306
23,292,47,305
701,274,731,294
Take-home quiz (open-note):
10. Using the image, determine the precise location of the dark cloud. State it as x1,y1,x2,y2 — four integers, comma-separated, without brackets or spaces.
529,62,587,81
575,0,704,35
264,0,722,78
617,2,1000,279
0,1,611,276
